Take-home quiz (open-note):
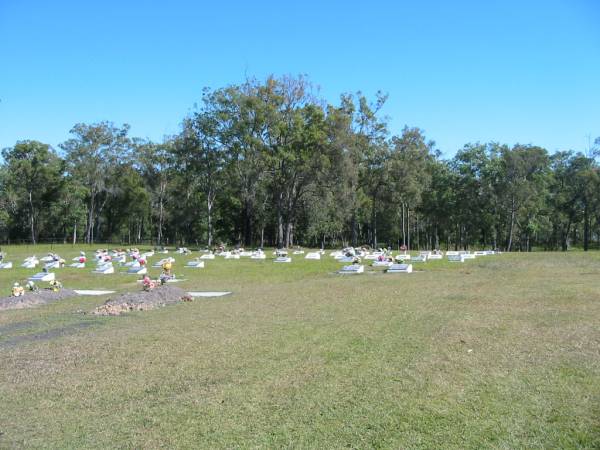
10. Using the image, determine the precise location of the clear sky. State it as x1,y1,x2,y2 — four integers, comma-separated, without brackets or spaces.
1,0,599,157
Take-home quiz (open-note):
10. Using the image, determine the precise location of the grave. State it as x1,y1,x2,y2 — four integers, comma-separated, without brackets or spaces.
44,260,61,269
305,252,321,260
338,256,355,263
411,254,427,263
372,260,393,268
185,260,205,268
22,256,39,266
29,271,56,282
447,254,465,262
69,262,86,269
187,291,232,298
21,259,38,269
200,253,216,260
114,254,127,263
386,263,413,273
338,264,364,274
152,257,175,268
74,290,116,296
0,262,13,269
128,266,148,275
93,264,115,274
251,252,266,259
274,256,292,263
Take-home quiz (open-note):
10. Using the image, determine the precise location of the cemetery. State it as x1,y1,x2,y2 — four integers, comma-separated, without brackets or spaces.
0,242,599,449
1,1,598,445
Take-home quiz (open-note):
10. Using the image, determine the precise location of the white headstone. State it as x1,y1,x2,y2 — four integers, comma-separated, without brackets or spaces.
372,260,392,267
305,252,321,260
29,272,55,282
274,256,292,263
387,263,413,273
185,260,205,268
339,264,364,274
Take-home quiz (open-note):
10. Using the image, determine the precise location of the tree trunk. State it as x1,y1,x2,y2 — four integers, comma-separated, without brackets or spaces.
28,191,36,245
285,222,293,248
207,195,213,248
507,197,516,251
372,203,377,248
242,201,252,247
276,191,284,248
584,201,589,251
407,207,411,250
157,195,164,245
86,193,95,244
401,204,406,246
351,211,358,247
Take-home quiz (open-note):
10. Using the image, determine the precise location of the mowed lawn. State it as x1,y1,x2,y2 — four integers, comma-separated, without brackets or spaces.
0,246,599,449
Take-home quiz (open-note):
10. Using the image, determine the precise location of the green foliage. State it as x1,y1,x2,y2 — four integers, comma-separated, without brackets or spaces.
0,78,599,250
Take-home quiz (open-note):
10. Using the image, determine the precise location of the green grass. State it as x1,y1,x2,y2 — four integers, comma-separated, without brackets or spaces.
1,246,599,449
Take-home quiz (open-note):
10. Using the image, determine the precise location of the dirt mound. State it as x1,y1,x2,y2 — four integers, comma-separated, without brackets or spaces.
0,289,78,311
92,285,192,316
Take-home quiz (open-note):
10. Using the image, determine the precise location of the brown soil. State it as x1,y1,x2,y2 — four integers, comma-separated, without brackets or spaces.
92,285,191,316
0,289,78,311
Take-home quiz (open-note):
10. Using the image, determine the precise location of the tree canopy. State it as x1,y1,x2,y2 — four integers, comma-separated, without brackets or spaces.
1,75,599,251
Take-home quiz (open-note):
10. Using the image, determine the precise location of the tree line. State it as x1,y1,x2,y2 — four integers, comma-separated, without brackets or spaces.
1,75,599,251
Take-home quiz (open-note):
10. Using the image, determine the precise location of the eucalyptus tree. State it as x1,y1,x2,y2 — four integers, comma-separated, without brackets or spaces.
386,128,436,249
419,159,455,249
334,91,389,246
498,145,549,251
102,164,151,242
180,93,229,248
1,140,64,243
206,82,271,246
60,122,132,243
137,139,176,245
0,165,11,240
48,175,87,243
549,152,598,250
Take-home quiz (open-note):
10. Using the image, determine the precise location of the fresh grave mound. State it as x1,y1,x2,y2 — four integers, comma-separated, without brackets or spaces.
92,285,191,316
0,289,77,311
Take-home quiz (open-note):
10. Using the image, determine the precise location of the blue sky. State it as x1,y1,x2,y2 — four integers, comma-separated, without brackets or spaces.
1,0,599,157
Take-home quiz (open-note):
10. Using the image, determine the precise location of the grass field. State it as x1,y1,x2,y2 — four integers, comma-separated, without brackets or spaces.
1,245,599,449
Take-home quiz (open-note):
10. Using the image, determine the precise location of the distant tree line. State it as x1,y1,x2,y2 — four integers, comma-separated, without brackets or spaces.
1,75,599,251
